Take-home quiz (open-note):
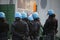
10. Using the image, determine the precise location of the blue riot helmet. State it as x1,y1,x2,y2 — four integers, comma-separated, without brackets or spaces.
28,14,34,21
15,12,22,19
22,11,27,19
0,12,5,18
48,9,54,15
32,12,39,19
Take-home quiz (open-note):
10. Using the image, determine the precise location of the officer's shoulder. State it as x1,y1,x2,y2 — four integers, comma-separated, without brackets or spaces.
46,19,50,22
3,22,9,26
21,20,27,25
54,18,58,22
4,22,8,24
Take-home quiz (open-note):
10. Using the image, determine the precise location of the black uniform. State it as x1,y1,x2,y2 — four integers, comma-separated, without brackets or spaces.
28,20,41,40
0,22,9,40
43,15,58,40
12,20,29,40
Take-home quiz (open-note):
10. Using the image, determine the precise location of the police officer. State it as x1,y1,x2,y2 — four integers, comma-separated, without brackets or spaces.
43,9,58,40
0,12,9,40
28,14,34,40
31,12,41,40
21,11,30,40
12,12,29,40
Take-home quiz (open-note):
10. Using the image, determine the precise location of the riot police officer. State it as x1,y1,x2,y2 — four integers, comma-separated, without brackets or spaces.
12,12,29,40
0,12,9,40
43,9,58,40
32,12,41,40
28,14,34,40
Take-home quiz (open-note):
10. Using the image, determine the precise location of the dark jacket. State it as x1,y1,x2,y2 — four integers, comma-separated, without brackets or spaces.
28,21,41,35
0,22,9,33
43,17,58,35
12,20,29,37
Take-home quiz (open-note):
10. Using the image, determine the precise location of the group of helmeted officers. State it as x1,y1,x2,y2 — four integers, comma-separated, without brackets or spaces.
0,9,58,40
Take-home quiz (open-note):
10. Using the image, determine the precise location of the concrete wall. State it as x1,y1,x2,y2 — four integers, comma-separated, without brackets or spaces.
36,0,60,37
0,0,9,4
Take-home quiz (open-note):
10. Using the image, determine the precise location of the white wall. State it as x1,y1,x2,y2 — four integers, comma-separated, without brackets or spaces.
36,0,49,25
0,0,9,4
36,0,60,37
0,0,16,4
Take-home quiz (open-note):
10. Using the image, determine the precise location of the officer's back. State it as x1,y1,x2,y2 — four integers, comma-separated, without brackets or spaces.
43,14,58,35
13,20,28,34
0,12,9,40
32,12,41,34
0,22,9,33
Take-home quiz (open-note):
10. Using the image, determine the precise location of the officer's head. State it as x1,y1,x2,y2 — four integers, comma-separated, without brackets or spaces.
32,12,39,21
0,12,6,22
28,14,34,21
15,12,22,21
21,11,28,21
48,9,55,18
